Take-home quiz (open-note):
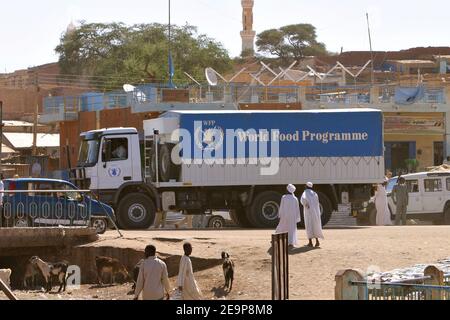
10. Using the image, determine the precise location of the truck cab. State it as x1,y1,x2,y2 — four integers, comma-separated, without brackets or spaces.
75,128,158,230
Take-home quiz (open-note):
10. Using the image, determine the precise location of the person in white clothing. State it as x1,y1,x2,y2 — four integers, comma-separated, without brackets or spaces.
275,184,301,248
374,179,392,226
301,182,325,248
134,245,171,301
177,243,203,300
0,173,4,207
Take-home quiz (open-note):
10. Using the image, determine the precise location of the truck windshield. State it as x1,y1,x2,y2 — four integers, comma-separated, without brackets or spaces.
78,139,100,167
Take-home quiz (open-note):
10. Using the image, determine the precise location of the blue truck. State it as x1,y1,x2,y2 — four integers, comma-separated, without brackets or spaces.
73,109,385,229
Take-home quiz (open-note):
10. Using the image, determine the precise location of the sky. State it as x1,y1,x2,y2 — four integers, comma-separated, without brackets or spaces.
1,0,449,72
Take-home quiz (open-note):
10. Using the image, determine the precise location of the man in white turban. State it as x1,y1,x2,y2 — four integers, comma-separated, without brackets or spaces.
276,184,301,248
301,182,324,248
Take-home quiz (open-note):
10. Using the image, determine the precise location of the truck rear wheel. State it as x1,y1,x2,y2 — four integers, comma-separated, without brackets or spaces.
247,191,282,228
159,144,180,182
117,194,156,230
317,192,333,226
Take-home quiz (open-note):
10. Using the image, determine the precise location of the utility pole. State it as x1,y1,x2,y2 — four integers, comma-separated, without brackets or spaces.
366,13,375,85
32,103,38,156
168,0,175,88
0,101,3,169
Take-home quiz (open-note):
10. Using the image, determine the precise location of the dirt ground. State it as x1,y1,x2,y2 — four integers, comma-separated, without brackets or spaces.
5,225,450,300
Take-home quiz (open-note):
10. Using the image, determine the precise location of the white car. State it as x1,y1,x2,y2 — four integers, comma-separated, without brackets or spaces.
386,171,450,225
165,211,234,229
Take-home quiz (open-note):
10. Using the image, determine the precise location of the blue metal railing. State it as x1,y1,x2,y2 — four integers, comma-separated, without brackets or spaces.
42,83,448,119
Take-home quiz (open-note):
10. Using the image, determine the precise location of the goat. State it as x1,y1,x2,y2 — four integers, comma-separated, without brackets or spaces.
221,252,235,292
23,262,40,290
0,269,12,289
95,256,131,286
30,256,68,293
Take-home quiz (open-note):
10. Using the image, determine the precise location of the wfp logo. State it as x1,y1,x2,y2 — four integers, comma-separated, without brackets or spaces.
108,167,122,178
171,121,280,176
194,125,224,151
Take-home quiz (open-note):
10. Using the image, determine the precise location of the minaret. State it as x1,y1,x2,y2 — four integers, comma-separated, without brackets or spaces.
241,0,256,55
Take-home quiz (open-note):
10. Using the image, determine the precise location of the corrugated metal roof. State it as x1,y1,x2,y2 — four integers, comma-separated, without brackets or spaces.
3,133,59,149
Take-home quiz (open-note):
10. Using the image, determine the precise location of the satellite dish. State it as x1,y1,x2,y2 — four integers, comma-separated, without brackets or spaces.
205,68,218,86
123,84,136,93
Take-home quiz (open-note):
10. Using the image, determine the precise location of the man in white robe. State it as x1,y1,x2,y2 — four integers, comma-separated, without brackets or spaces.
177,243,203,300
301,182,324,248
374,179,392,226
276,184,301,248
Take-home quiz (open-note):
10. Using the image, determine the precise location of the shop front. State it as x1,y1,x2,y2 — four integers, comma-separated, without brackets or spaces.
384,112,445,175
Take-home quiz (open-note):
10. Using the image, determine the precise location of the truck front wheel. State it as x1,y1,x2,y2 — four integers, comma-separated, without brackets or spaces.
117,194,156,230
247,191,282,228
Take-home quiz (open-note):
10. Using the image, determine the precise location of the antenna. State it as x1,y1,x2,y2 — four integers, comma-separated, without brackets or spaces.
124,84,146,103
205,68,219,86
123,84,136,93
366,13,375,85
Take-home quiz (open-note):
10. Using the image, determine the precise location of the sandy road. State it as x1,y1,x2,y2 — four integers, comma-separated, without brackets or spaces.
6,226,450,300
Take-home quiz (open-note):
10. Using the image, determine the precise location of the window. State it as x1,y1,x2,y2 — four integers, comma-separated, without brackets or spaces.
446,178,450,191
102,138,128,162
406,180,419,193
53,182,82,201
424,179,443,192
36,182,53,197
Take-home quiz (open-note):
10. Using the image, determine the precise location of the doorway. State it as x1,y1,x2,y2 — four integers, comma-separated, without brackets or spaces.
434,141,444,166
385,142,416,175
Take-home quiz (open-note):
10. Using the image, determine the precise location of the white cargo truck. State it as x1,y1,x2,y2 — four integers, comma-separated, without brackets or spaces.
73,109,385,229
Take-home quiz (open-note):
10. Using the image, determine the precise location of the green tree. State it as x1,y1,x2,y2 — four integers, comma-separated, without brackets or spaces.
256,24,327,63
55,22,233,89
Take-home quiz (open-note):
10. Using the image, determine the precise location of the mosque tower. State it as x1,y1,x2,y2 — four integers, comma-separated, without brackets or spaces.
241,0,256,55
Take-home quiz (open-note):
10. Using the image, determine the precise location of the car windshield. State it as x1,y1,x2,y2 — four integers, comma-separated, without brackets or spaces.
386,178,398,194
78,139,100,167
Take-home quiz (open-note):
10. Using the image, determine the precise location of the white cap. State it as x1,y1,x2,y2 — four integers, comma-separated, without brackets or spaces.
287,184,296,194
307,182,314,188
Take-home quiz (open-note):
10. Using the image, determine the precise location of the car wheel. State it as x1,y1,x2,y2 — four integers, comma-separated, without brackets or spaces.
92,218,108,234
444,206,450,225
208,216,226,229
14,216,31,228
118,194,156,230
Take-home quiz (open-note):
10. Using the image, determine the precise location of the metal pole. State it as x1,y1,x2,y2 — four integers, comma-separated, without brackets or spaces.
32,103,38,156
0,278,18,300
366,13,375,85
0,101,3,169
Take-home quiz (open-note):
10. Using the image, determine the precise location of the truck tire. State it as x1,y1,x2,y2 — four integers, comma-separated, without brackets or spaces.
368,207,377,226
247,191,282,228
229,209,252,228
159,144,180,182
317,192,333,227
297,193,332,228
117,194,156,230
